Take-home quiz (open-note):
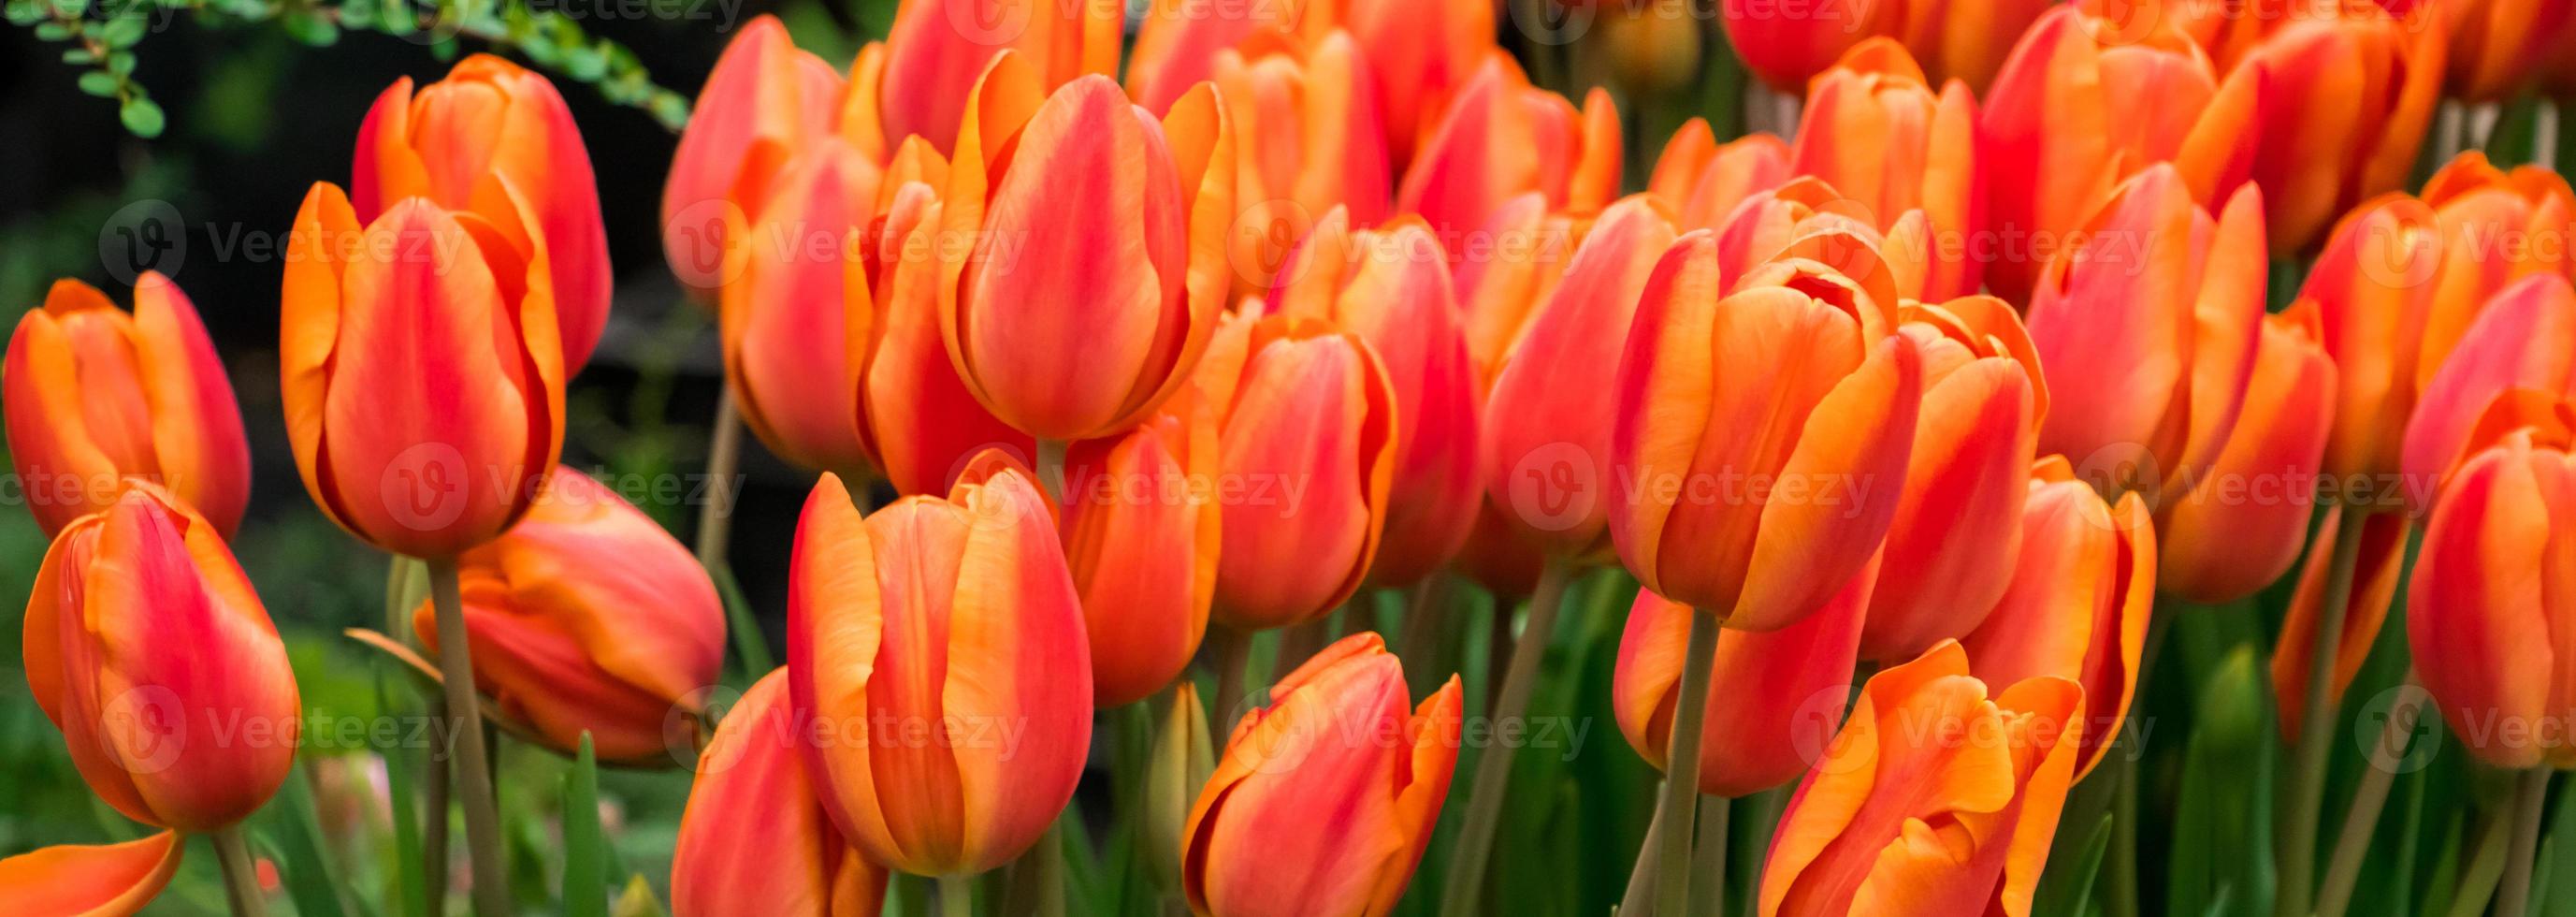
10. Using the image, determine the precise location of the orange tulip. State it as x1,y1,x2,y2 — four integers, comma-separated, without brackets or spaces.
2157,305,2338,604
661,16,845,300
281,183,565,559
5,274,250,539
1345,0,1494,167
877,0,1121,154
722,137,883,476
2211,0,2445,256
1269,212,1479,585
1891,0,2056,91
1397,56,1621,246
1647,124,1793,234
1454,193,1596,382
2300,194,2444,488
2023,167,2266,502
1610,232,1922,630
787,458,1091,875
1788,38,1983,299
0,830,184,917
2434,0,2575,101
858,169,1035,496
1482,196,1677,562
1860,296,2043,661
2407,428,2576,769
937,54,1235,443
1062,408,1222,706
1720,0,1893,92
1181,632,1464,917
355,54,612,372
1958,458,2155,779
1202,313,1398,630
2269,506,2410,742
1126,0,1335,115
1208,31,1395,297
1977,0,2253,301
2419,153,2576,392
23,484,300,833
1708,178,1886,290
673,669,888,916
2401,273,2576,493
409,466,727,764
1758,641,2083,917
1615,556,1876,798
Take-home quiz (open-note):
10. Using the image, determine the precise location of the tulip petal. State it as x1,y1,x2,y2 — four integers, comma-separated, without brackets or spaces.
0,830,183,917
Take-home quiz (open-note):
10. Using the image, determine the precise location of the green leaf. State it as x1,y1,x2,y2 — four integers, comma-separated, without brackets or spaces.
105,50,134,75
265,764,353,917
61,47,94,63
77,70,118,96
117,95,164,137
2545,778,2576,917
562,733,609,917
280,9,340,45
33,21,71,39
93,13,143,47
377,668,429,917
2168,644,2276,917
2034,813,2115,917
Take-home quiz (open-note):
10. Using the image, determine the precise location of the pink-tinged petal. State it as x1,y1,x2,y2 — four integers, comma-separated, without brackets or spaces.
2407,437,2565,769
1210,322,1397,630
675,669,888,917
723,139,882,476
879,0,1121,153
127,273,251,537
663,16,843,299
1860,352,2033,660
1064,413,1219,706
2158,305,2337,604
2402,273,2576,496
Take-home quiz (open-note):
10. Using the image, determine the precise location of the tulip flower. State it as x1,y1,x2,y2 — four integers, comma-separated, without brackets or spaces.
877,0,1122,154
2211,0,2445,256
1062,408,1221,706
1720,0,1891,92
0,830,184,917
2401,273,2576,494
1346,0,1495,167
1646,124,1793,233
721,137,883,476
673,668,888,916
1481,196,1677,562
661,15,846,300
1615,556,1875,798
1208,31,1394,297
787,458,1092,875
1859,297,2044,661
1454,193,1595,382
1599,0,1707,92
1397,56,1621,245
859,173,1035,496
408,467,727,764
5,274,250,538
2419,153,2576,389
1759,641,2083,916
937,54,1235,443
1707,178,1890,293
355,54,612,371
1978,0,2254,301
2407,428,2576,769
2433,0,2575,101
2300,194,2445,488
1269,212,1478,585
24,484,300,833
1787,38,1982,299
1203,313,1398,630
2157,305,2338,604
2269,506,2410,742
282,183,565,560
2024,167,2265,503
1891,0,2055,91
1126,0,1334,116
1610,232,1922,630
1958,458,2155,779
1181,633,1465,917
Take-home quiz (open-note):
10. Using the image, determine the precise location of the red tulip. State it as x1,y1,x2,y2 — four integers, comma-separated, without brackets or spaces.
660,16,845,300
1208,31,1395,298
2211,0,2446,256
1397,56,1621,245
1721,0,1893,92
1346,0,1496,167
1788,38,1983,299
877,0,1122,153
2157,305,2338,604
858,169,1035,496
721,138,883,476
2301,194,2445,488
673,669,888,916
2418,153,2576,397
2407,428,2576,769
2402,273,2576,493
1454,193,1595,383
1063,408,1222,706
1125,0,1334,115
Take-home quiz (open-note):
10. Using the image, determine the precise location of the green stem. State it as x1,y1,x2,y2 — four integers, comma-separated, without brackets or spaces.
1397,575,1454,699
212,823,269,917
423,692,450,917
1691,795,1731,917
2496,770,2554,917
1618,781,1670,917
1436,558,1576,917
2445,804,2518,917
429,558,511,917
2278,517,2370,917
695,384,743,570
939,873,977,917
1208,627,1253,729
1035,438,1068,503
1653,609,1723,916
2316,673,2426,917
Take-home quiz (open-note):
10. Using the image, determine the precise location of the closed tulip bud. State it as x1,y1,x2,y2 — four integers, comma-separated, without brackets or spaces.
859,176,1035,496
5,275,249,539
2302,194,2444,486
0,830,184,917
673,669,888,916
878,0,1121,154
408,467,727,764
938,55,1236,443
661,16,845,300
1143,681,1214,891
1209,31,1395,297
1721,0,1892,92
355,55,612,372
2269,506,2410,742
1978,1,2252,301
2158,305,2337,604
1891,0,2054,91
1789,38,1983,299
1346,0,1495,167
1860,297,2044,661
2436,0,2575,101
1958,458,2154,779
1647,124,1794,234
1063,409,1221,706
1181,633,1464,917
1126,0,1333,116
282,183,565,559
2215,0,2445,256
1205,314,1399,630
2407,429,2576,769
1616,555,1875,797
1483,196,1677,562
24,485,300,832
1269,213,1478,585
1397,56,1622,244
722,138,883,476
2026,167,2266,502
2420,153,2576,387
788,459,1091,874
1611,233,1922,630
1454,194,1595,381
2402,273,2576,495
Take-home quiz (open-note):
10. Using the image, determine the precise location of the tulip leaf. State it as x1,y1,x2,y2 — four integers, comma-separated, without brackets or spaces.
562,732,609,917
2034,813,2115,917
263,763,354,917
2552,777,2576,917
377,667,431,917
709,563,775,680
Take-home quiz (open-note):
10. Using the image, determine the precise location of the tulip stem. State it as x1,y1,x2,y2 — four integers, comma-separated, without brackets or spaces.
1034,438,1068,502
212,823,268,917
2496,769,2554,917
1209,627,1252,728
1691,795,1730,917
2316,673,2426,917
1436,558,1575,917
428,558,512,917
938,873,976,917
2278,517,2368,917
694,384,744,570
1653,609,1721,917
1617,781,1670,916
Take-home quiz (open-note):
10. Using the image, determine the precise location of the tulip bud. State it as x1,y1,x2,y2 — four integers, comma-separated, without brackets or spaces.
2301,194,2444,487
408,467,727,764
673,669,888,916
2419,153,2576,390
1181,633,1464,917
1063,410,1222,706
2214,0,2445,256
5,274,250,539
24,485,300,832
661,16,845,300
0,829,183,916
787,459,1092,875
1397,58,1622,245
1789,38,1983,299
938,56,1235,443
722,138,883,476
2407,429,2576,769
1646,126,1793,234
1610,233,1922,630
1346,0,1496,167
1208,31,1395,298
1142,681,1214,892
1482,196,1677,562
1721,0,1891,92
355,54,612,372
877,0,1122,154
1615,554,1875,798
1204,313,1399,631
1958,458,2155,779
859,176,1035,496
1860,297,2043,661
2269,506,2410,742
1759,641,2083,916
2401,273,2576,495
2157,305,2337,604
